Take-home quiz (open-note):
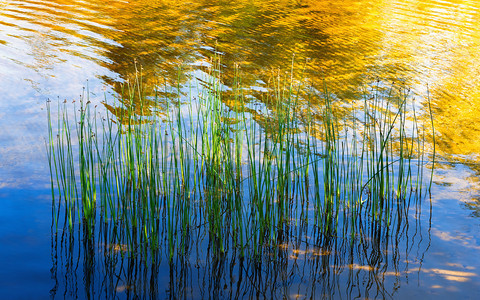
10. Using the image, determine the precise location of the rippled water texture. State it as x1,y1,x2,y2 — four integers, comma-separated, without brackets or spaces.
1,0,480,298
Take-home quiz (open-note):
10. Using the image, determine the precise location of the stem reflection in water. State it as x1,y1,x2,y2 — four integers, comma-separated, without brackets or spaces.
47,63,434,298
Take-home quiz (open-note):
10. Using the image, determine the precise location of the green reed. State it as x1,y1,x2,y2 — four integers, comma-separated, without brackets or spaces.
47,64,435,262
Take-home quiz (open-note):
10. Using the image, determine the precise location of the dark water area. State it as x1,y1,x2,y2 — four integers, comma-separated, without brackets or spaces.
1,0,480,298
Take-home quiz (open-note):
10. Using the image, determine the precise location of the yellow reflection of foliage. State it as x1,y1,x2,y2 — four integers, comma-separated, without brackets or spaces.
345,263,479,283
423,268,477,283
374,0,480,162
112,243,128,253
115,285,133,292
446,262,476,270
291,248,331,257
2,0,480,162
347,264,398,276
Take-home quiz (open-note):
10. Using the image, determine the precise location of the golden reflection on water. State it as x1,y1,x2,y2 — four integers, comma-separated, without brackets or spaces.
0,1,479,151
2,0,479,163
348,264,478,283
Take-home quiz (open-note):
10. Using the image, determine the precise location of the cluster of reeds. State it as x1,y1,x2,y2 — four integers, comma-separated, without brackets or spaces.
50,205,432,299
46,65,435,262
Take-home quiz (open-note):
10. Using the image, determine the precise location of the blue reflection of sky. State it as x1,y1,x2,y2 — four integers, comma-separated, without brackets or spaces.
0,188,52,298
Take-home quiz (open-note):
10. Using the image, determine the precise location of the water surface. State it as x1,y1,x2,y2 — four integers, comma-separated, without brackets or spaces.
1,0,480,298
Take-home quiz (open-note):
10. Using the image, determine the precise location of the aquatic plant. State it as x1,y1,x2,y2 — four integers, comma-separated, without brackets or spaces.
46,63,435,263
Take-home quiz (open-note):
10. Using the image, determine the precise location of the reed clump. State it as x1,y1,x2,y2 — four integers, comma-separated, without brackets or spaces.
46,64,435,262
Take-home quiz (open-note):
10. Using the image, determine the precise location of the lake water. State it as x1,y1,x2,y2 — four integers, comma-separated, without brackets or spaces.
1,0,480,298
